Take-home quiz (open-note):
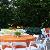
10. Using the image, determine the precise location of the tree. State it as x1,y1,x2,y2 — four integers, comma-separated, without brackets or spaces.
0,0,50,28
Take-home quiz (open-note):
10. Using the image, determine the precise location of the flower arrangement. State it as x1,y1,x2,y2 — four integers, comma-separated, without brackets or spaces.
14,32,21,36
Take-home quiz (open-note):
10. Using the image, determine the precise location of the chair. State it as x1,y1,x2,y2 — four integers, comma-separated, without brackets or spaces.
2,45,12,50
29,41,41,50
0,45,2,50
38,39,47,50
13,42,27,50
42,39,47,50
33,35,39,42
2,42,12,50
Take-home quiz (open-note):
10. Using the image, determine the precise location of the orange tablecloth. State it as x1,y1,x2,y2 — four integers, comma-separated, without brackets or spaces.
0,35,35,42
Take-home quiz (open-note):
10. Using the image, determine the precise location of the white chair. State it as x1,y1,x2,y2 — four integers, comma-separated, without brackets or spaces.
38,39,47,50
4,48,12,50
29,41,41,50
2,42,12,50
0,45,2,50
2,45,12,50
33,35,39,42
13,42,27,50
13,42,27,46
43,39,47,50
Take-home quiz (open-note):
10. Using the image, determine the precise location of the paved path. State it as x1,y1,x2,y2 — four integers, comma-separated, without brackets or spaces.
46,40,50,50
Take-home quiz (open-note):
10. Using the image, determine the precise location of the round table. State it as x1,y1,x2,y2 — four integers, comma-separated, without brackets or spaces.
0,35,35,42
0,35,35,49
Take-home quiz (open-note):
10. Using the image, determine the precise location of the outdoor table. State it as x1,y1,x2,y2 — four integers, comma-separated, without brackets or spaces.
0,35,35,42
0,35,35,49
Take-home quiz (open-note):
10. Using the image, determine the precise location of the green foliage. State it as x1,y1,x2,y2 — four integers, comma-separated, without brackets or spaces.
26,27,41,35
14,32,21,36
0,0,50,28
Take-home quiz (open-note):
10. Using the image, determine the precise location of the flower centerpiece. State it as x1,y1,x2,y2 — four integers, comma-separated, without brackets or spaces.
14,32,21,36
